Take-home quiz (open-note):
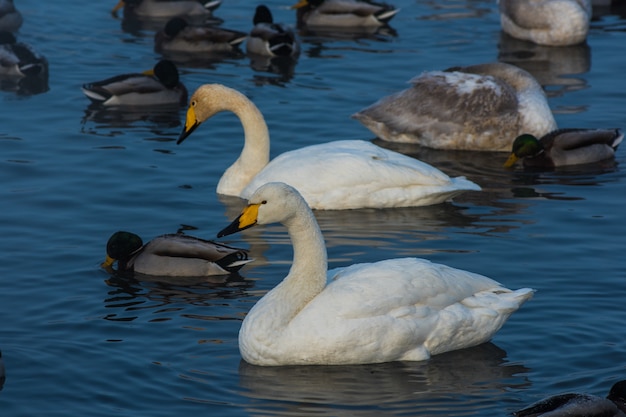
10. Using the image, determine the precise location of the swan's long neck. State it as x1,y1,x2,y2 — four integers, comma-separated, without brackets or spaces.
216,92,271,196
249,205,328,329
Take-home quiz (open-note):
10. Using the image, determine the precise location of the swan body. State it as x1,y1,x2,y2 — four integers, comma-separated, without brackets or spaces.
504,128,623,168
82,59,187,107
0,32,48,78
499,0,592,46
0,0,21,32
353,62,557,151
177,83,480,210
514,380,626,417
102,231,251,277
247,5,300,57
291,0,399,28
154,17,246,54
112,0,221,19
218,182,534,366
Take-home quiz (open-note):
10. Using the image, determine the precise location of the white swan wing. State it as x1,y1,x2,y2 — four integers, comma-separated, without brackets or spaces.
241,140,479,209
276,258,533,364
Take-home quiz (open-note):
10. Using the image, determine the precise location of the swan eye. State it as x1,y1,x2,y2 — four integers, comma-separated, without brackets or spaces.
261,200,267,204
191,100,196,107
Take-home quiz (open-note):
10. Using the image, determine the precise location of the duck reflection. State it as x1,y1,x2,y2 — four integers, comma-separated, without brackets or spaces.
238,343,530,416
102,270,254,322
497,32,591,100
248,54,298,86
81,103,182,132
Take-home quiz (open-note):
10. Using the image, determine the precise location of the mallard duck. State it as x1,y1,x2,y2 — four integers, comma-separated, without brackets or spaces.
504,128,623,168
102,231,252,277
177,84,480,210
499,0,591,46
291,0,399,28
154,17,246,54
0,0,21,32
217,182,533,366
514,380,626,417
0,32,48,78
82,59,187,107
246,5,299,57
352,62,557,151
112,0,221,19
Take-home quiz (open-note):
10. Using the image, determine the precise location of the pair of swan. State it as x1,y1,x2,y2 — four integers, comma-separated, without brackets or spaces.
177,83,480,210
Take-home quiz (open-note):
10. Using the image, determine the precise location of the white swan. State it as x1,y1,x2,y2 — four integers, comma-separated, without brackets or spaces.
177,84,480,210
218,182,534,366
499,0,592,46
353,62,557,151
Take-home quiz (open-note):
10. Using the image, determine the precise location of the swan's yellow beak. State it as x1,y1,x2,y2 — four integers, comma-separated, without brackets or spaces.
218,203,261,237
503,153,518,168
101,255,116,268
291,0,309,9
177,105,200,144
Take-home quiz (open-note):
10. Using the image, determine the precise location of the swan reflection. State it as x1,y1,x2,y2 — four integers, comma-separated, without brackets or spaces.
238,343,530,417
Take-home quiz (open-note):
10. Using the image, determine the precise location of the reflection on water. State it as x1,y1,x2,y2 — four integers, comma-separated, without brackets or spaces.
497,32,591,102
248,54,298,87
102,272,254,322
80,104,183,134
237,343,530,416
297,24,397,43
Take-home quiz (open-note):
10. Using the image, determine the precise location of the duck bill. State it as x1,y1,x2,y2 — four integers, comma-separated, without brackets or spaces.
291,0,309,9
142,68,155,76
503,153,518,168
218,204,260,237
177,106,200,144
112,0,125,16
101,255,115,268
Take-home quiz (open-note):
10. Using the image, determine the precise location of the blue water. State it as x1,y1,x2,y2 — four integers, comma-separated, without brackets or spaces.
2,0,626,415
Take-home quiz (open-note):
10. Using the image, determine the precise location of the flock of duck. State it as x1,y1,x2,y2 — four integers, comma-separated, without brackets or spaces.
3,0,625,413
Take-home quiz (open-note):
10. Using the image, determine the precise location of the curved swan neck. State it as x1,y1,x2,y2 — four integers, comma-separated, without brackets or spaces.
256,203,328,325
213,86,271,196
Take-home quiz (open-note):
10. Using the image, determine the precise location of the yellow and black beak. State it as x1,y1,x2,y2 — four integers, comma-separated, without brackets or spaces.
218,203,261,238
177,105,200,144
503,153,518,168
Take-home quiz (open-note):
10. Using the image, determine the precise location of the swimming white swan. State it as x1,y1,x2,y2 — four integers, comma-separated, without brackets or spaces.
499,0,592,46
177,84,480,210
218,182,534,366
353,62,557,151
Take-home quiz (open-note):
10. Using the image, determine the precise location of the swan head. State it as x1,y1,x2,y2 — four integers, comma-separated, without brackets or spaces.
218,182,308,237
177,84,245,144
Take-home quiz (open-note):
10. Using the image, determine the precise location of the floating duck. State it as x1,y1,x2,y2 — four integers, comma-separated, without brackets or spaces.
177,83,481,210
504,128,623,168
218,182,533,366
82,59,187,107
514,380,626,417
291,0,399,28
353,62,557,151
112,0,221,19
102,231,252,277
247,5,299,57
0,31,48,79
154,17,246,54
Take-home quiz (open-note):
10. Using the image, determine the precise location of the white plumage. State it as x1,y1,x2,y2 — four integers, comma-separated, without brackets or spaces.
218,182,534,366
177,83,480,210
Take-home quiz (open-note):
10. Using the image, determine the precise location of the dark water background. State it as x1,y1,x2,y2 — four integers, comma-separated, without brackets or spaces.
2,0,626,415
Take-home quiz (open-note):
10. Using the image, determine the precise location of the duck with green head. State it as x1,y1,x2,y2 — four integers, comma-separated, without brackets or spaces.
504,128,623,169
102,231,252,277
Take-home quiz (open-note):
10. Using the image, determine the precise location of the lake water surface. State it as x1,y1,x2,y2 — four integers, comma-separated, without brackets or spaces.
2,0,626,415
